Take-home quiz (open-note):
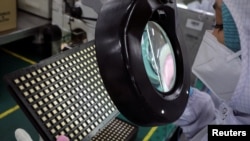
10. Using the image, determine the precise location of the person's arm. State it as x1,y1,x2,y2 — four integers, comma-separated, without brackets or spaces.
173,87,216,139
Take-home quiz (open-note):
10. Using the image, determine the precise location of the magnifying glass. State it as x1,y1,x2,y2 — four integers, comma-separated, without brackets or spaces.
142,21,176,93
95,0,190,126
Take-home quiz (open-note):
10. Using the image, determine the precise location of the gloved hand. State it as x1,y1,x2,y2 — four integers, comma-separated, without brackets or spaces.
56,135,70,141
15,128,70,141
174,87,216,139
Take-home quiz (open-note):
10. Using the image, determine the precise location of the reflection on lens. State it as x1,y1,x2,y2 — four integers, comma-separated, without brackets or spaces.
141,21,176,93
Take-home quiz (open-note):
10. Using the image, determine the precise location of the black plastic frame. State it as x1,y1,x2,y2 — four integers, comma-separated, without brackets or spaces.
95,0,190,126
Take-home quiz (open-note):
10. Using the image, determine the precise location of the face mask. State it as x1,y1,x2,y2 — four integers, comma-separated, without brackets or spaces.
192,30,241,101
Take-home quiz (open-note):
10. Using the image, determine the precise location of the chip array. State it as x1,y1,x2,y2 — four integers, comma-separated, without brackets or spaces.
5,41,125,141
91,118,138,141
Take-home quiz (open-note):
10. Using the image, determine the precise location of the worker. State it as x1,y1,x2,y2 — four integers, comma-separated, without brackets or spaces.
174,0,250,140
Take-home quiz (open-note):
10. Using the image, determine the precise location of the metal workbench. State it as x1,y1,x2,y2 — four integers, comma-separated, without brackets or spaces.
0,11,51,46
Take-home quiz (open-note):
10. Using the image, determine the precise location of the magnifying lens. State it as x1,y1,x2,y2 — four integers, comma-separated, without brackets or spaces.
142,21,176,93
95,0,190,126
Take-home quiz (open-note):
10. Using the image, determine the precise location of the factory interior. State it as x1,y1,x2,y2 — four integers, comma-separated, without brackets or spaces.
0,0,216,141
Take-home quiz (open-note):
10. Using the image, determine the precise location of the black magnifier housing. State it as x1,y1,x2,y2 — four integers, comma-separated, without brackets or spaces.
95,0,190,126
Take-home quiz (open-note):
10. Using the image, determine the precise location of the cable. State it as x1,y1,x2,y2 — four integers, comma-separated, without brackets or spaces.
80,16,97,21
79,19,96,29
